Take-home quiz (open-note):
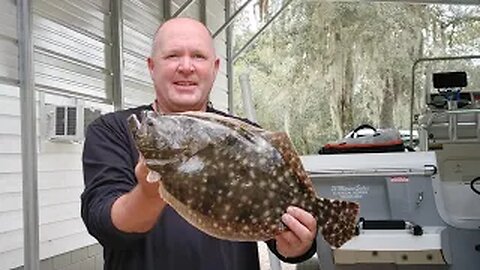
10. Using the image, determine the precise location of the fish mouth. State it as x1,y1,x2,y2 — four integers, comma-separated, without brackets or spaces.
127,114,141,136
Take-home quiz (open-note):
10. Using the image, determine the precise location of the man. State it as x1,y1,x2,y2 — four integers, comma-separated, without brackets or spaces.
81,17,317,270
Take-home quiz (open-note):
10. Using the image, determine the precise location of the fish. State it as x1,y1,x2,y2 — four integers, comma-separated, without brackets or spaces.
128,110,359,247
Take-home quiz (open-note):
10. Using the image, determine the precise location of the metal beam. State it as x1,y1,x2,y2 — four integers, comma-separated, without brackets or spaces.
363,0,480,5
18,0,40,269
225,0,234,113
111,0,124,110
163,0,172,19
213,0,255,38
233,0,294,63
172,0,196,18
199,0,206,24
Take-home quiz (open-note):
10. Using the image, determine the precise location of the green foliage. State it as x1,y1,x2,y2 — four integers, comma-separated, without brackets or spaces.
232,1,480,155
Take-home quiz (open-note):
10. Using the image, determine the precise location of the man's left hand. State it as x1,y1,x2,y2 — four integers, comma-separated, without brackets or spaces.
275,206,317,258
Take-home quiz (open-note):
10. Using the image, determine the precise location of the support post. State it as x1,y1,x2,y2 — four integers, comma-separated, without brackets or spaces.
111,0,124,110
18,0,40,269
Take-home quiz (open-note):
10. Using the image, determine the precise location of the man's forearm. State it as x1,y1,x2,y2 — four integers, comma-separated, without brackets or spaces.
111,185,166,233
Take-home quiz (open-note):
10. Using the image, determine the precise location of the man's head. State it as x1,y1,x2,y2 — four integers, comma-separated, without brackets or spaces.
148,17,220,113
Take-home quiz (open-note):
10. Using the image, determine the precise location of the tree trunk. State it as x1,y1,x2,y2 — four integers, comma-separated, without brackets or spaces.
342,47,354,134
379,71,395,128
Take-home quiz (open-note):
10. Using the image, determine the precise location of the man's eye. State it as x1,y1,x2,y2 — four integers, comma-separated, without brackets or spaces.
193,54,206,59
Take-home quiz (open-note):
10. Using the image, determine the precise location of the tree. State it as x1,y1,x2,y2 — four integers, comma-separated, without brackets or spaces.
232,0,480,154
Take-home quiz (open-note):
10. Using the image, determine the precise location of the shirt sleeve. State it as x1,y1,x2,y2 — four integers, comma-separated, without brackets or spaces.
80,114,148,249
266,239,317,264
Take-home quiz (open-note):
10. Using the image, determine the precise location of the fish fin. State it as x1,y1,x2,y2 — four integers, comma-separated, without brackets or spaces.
263,131,314,191
314,197,359,248
180,111,263,132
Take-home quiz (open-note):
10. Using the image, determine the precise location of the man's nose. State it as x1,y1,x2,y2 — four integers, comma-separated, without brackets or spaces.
177,56,194,73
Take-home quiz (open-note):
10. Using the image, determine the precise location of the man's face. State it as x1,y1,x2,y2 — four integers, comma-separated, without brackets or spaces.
148,19,220,113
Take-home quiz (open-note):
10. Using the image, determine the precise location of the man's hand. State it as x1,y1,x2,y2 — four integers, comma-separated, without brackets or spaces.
111,155,166,233
135,155,162,198
275,206,317,258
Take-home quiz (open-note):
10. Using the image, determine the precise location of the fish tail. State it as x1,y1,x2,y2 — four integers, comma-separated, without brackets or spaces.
313,198,359,248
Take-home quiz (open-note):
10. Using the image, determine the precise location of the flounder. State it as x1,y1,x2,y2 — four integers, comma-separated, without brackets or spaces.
128,111,359,247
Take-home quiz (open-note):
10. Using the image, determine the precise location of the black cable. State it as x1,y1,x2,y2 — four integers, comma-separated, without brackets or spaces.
471,177,480,196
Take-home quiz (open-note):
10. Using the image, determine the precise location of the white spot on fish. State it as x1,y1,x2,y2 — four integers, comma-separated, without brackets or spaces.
243,181,253,188
177,156,205,174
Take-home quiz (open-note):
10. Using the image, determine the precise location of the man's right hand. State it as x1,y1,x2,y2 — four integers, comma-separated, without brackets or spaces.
111,155,166,233
135,155,162,198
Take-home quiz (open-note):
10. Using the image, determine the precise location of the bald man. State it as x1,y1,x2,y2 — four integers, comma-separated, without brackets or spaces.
81,17,317,270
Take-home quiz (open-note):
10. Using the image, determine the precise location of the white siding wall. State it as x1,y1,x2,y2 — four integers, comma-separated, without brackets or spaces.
0,0,23,268
0,0,110,269
0,0,227,269
32,0,112,265
122,0,162,107
207,0,229,112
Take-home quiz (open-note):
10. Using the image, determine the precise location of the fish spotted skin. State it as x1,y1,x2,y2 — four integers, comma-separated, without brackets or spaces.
128,111,359,247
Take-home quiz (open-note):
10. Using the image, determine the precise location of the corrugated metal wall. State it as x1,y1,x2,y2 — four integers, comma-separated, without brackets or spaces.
0,0,23,268
208,0,229,112
123,0,162,106
33,0,112,100
32,0,113,264
0,0,228,269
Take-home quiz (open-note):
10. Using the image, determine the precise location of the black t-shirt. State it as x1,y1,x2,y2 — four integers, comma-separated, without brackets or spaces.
81,104,316,270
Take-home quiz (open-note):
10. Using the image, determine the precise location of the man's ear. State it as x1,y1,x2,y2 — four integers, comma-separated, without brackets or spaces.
147,57,155,77
214,58,220,76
